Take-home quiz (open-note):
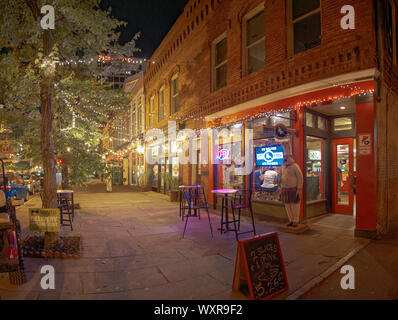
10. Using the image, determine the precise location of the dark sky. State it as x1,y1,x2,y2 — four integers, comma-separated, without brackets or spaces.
101,0,189,58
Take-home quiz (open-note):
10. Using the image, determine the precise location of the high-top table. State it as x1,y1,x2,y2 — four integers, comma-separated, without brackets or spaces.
211,189,239,233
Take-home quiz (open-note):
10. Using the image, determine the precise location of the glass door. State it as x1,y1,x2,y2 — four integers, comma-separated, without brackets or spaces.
332,138,354,214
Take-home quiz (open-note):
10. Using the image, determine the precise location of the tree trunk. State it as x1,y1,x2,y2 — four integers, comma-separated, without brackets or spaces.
26,0,58,249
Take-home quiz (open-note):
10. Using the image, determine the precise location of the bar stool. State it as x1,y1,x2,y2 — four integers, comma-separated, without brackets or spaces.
182,187,213,238
57,193,73,231
230,189,256,241
220,195,240,234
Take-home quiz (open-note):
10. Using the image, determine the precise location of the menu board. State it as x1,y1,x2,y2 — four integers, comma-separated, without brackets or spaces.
29,208,60,233
233,232,288,300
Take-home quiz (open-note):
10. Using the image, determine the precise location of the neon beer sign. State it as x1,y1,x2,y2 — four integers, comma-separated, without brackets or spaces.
216,147,230,161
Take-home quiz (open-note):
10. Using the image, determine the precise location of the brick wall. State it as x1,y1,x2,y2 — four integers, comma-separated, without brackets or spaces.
375,0,398,235
144,0,376,131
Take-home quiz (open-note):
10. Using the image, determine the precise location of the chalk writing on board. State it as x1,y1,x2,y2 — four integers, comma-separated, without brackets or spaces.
243,235,287,300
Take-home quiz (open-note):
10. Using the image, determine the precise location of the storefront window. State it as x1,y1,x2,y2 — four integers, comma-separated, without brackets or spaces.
317,117,326,130
270,112,291,127
333,117,352,131
306,136,326,202
252,137,289,202
306,112,315,127
216,141,244,190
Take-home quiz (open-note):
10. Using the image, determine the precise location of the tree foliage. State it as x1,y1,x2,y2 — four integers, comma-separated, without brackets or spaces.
0,0,138,185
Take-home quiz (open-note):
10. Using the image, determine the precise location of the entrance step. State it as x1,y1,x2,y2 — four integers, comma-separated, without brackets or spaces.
278,224,310,234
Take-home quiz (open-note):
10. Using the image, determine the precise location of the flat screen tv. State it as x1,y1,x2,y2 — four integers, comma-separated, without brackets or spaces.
255,145,284,167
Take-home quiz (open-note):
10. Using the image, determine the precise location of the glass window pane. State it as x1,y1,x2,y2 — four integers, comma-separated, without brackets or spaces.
216,63,227,89
246,11,265,46
292,0,320,20
294,13,321,54
172,78,178,95
337,144,349,205
317,116,326,130
306,136,325,202
247,41,265,74
333,117,352,131
306,112,315,127
215,38,227,66
270,112,291,127
172,95,178,113
252,137,291,202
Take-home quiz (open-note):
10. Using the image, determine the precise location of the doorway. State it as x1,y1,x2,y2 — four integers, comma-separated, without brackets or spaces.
305,98,357,219
332,138,355,215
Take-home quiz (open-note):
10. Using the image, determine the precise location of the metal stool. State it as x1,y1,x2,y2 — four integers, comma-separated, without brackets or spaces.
182,187,213,238
57,194,73,231
230,189,256,241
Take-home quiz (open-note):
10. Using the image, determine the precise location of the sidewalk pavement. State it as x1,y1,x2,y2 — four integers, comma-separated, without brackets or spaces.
0,191,377,300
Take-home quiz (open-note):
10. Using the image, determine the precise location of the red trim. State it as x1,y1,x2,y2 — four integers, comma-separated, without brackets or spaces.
355,100,376,230
208,81,374,127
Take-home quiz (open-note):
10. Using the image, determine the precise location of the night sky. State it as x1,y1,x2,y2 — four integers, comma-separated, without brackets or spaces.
100,0,189,58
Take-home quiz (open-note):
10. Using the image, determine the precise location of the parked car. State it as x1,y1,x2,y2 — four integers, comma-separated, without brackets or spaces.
21,174,40,194
0,176,30,202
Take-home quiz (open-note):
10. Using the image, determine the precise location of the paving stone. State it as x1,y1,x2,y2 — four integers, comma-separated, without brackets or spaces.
0,192,373,300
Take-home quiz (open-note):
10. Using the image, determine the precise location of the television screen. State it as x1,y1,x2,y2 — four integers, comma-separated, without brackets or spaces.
255,145,284,166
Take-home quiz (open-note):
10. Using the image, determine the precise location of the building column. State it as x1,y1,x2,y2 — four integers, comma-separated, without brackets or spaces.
355,93,377,238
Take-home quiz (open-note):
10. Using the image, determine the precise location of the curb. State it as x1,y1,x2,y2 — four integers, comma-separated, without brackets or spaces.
286,239,371,300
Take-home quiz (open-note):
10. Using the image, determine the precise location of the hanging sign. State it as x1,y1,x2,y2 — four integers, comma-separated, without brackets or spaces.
29,208,60,233
359,134,372,155
275,124,288,138
233,232,288,300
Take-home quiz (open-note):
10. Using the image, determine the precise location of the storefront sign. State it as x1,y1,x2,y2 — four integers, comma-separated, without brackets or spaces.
216,147,230,161
359,134,372,155
275,124,288,138
255,145,284,166
29,208,60,233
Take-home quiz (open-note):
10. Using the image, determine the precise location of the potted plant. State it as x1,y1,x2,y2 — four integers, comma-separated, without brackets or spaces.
169,175,180,202
138,171,151,192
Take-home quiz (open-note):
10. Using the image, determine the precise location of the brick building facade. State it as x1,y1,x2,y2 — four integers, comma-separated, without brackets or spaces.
143,0,398,237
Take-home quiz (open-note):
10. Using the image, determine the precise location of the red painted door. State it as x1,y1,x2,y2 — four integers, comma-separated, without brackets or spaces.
332,138,354,215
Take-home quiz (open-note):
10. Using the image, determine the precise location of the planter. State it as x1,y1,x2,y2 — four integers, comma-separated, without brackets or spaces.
140,185,150,192
169,190,179,202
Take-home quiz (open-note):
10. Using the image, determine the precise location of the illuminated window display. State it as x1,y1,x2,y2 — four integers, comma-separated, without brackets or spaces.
306,136,326,202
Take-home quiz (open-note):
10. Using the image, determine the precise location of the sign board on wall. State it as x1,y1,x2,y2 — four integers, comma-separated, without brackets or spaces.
29,208,60,233
359,134,372,155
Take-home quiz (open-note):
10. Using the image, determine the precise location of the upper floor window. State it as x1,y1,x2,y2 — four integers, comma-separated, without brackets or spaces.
171,75,179,114
158,87,165,122
137,98,143,134
245,10,265,75
149,96,155,128
213,36,227,90
131,110,136,138
289,0,321,55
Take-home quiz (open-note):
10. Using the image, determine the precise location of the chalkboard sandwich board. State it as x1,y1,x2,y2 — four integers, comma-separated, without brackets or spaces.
232,232,288,300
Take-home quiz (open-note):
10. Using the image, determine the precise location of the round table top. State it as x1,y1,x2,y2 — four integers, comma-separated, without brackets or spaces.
211,189,239,194
179,185,201,189
57,190,74,194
